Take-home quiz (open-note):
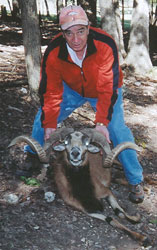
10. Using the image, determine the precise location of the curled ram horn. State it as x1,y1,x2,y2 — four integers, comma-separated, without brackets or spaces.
8,135,49,163
103,142,140,168
8,127,75,163
80,128,140,168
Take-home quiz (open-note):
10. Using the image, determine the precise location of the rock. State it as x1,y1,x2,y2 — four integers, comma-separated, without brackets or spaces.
3,193,19,204
44,191,55,203
134,81,141,86
20,87,28,94
108,246,117,250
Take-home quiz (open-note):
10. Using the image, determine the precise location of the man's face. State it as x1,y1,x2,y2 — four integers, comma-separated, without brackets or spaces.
63,25,89,53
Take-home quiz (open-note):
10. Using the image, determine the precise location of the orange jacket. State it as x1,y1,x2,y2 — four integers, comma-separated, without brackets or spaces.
39,26,123,128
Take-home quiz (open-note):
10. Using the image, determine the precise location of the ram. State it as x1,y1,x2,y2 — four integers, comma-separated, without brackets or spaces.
8,127,150,246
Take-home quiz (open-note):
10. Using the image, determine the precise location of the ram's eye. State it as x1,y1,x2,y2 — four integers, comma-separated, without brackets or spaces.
82,135,90,146
85,141,89,146
64,140,68,145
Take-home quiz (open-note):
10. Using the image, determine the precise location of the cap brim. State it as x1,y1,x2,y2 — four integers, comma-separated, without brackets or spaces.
61,20,88,30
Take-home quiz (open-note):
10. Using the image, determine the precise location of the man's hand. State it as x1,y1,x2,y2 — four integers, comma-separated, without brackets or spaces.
44,128,56,141
95,124,111,144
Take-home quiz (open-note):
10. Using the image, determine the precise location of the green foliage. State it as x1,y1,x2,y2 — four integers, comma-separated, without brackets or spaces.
20,176,40,186
40,14,58,23
96,16,101,27
135,138,146,149
149,219,157,224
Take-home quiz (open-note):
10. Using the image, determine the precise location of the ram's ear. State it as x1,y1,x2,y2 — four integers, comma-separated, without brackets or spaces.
53,143,65,152
87,144,100,153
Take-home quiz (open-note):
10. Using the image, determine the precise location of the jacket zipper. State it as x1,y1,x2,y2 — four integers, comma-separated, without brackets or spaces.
80,68,86,97
66,59,86,97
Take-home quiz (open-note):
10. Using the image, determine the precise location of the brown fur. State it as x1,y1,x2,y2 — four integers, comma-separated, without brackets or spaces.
50,150,150,246
54,162,85,211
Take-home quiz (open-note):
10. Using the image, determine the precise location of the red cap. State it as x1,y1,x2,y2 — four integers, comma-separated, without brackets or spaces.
59,5,89,30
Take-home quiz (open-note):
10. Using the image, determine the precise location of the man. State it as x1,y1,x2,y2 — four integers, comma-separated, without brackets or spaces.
18,5,144,203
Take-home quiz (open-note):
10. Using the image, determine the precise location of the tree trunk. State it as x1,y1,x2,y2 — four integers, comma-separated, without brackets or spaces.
99,0,125,64
44,0,50,16
121,0,124,31
1,5,8,21
99,0,118,42
21,0,41,102
114,0,127,60
12,0,20,21
7,0,12,13
56,0,64,22
125,0,152,74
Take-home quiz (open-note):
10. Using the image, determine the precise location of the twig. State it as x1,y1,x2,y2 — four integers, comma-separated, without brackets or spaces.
73,111,95,122
0,71,26,75
8,105,23,113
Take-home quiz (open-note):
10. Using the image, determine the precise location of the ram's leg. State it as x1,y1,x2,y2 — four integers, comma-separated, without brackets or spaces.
87,213,150,247
106,191,141,223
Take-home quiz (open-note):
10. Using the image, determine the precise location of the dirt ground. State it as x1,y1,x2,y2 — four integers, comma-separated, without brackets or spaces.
0,21,157,250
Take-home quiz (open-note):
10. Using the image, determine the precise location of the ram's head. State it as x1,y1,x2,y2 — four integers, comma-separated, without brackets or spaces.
52,131,101,167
